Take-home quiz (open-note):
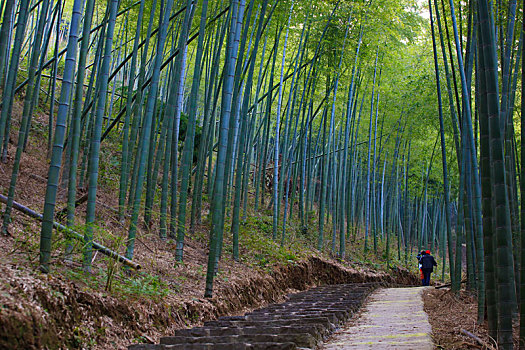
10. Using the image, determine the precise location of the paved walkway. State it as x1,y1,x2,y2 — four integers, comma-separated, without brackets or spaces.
322,287,434,349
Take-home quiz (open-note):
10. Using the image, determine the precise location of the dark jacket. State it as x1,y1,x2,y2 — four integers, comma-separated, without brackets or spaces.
420,255,437,272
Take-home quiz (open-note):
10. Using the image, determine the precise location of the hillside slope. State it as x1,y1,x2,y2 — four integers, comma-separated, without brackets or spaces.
0,97,418,349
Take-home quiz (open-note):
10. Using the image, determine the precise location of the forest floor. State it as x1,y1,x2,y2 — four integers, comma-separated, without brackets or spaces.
423,287,520,349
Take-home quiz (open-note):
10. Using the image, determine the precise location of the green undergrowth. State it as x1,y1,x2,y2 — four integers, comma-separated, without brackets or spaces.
236,215,306,271
65,267,171,301
43,224,173,301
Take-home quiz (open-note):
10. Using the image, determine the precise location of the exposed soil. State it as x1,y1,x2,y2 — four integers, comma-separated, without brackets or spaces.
423,288,519,349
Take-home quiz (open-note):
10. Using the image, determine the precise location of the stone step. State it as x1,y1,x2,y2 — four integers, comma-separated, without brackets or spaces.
172,325,325,338
251,305,357,312
277,306,352,314
240,311,344,323
204,316,335,330
286,293,370,300
262,299,363,306
253,302,361,312
244,311,350,324
291,285,374,292
160,333,317,348
129,283,379,350
300,284,372,290
287,291,370,299
286,292,368,299
130,342,298,350
249,304,356,312
290,288,369,293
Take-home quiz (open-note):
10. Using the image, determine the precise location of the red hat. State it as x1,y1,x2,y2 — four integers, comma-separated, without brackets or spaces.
426,250,430,254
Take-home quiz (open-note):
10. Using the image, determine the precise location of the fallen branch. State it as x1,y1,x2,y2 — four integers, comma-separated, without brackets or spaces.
136,237,155,254
95,200,125,217
435,280,467,289
28,173,47,183
55,192,89,219
460,329,495,350
0,194,140,270
56,192,130,221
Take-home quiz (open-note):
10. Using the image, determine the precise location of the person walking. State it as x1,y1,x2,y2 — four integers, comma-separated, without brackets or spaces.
420,250,437,286
417,250,425,285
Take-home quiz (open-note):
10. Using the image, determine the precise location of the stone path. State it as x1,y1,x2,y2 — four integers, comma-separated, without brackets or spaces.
129,283,379,350
322,287,433,349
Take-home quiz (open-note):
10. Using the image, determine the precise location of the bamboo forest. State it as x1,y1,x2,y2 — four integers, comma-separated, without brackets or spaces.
0,0,525,348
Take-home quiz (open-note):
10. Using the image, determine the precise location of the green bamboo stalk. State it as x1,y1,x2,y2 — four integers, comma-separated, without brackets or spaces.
44,0,62,159
231,0,268,260
477,0,515,346
429,0,454,293
512,4,525,344
1,0,50,236
167,0,194,247
257,29,280,211
318,103,329,250
365,49,379,253
66,0,96,237
0,0,30,156
0,0,15,85
83,0,120,272
477,11,498,338
176,0,210,262
272,15,289,240
144,78,169,228
38,0,84,272
215,0,246,266
191,9,229,228
117,0,149,222
205,0,242,298
243,31,269,221
126,0,179,261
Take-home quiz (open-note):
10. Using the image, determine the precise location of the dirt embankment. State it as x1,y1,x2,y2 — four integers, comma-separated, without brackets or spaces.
0,256,418,349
